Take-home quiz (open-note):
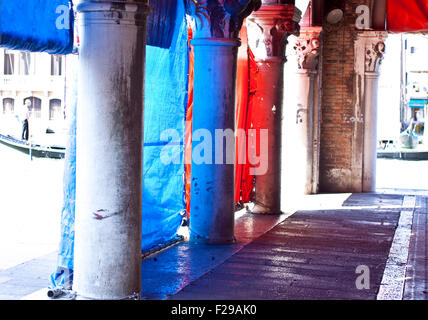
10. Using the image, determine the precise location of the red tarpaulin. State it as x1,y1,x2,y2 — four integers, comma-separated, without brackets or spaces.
185,24,259,212
387,0,428,32
235,25,259,205
185,26,194,218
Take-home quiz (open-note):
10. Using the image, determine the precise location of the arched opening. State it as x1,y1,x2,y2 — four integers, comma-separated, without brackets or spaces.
49,99,62,121
2,98,15,114
23,96,42,119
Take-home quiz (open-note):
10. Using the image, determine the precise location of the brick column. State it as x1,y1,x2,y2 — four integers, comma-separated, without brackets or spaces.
186,0,261,243
73,0,149,300
246,1,300,214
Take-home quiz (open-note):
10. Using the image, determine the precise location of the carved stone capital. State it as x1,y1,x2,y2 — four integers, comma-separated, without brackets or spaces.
355,31,387,74
247,4,301,60
364,41,385,73
185,0,262,39
292,27,322,71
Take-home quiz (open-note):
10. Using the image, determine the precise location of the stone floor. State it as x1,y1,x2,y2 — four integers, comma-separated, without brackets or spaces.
168,193,403,300
0,191,427,300
403,195,428,299
142,191,426,300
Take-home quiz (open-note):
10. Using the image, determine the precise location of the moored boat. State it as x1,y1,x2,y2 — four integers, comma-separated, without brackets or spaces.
0,133,65,159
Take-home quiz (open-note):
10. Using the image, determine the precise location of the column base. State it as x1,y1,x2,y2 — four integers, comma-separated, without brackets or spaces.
73,292,140,300
189,234,236,245
249,203,282,215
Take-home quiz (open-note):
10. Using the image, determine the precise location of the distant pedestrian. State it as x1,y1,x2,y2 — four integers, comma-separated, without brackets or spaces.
21,99,31,141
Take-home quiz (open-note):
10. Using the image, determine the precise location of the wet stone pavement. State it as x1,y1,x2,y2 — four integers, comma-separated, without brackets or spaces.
168,193,403,300
403,196,428,299
1,192,427,300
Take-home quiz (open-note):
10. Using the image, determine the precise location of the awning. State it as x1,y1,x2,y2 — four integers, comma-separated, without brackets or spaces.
409,98,428,108
387,0,428,33
0,0,74,54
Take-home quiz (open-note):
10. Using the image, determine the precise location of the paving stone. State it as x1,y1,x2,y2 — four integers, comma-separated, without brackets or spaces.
403,196,428,300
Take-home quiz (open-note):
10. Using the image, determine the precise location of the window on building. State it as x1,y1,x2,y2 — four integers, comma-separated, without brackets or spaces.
19,52,33,75
49,99,62,120
4,51,15,75
413,82,420,93
2,98,14,114
51,55,63,76
24,97,42,119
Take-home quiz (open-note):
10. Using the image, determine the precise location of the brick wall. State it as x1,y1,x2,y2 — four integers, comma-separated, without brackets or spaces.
319,0,371,192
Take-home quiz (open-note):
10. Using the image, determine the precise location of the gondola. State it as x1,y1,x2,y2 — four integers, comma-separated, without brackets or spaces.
0,133,66,159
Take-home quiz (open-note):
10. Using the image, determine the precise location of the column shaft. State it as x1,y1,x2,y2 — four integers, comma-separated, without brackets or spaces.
190,39,239,244
186,0,262,243
73,1,149,300
294,70,316,195
251,58,284,214
362,73,379,192
247,3,301,214
354,32,386,193
286,29,322,196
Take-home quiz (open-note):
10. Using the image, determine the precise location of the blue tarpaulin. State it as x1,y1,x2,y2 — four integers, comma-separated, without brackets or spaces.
0,0,74,54
50,66,77,289
141,0,187,252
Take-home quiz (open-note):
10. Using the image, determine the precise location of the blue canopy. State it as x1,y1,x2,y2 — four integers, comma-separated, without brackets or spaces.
409,98,428,108
0,0,74,54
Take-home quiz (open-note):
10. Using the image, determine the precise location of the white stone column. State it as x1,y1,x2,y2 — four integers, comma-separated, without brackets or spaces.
287,28,322,196
186,0,261,243
73,0,149,300
354,32,387,193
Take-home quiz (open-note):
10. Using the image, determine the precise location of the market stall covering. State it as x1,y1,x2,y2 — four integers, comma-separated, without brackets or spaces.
387,0,428,33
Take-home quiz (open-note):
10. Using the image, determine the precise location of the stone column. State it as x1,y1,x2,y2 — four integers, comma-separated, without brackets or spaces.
287,27,322,196
354,31,387,192
246,1,301,214
73,0,149,300
186,0,261,243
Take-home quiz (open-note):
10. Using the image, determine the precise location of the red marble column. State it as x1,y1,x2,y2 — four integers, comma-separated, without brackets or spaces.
247,2,301,214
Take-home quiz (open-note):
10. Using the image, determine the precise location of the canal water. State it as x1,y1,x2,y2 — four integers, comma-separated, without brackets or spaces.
0,142,64,270
377,158,428,191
